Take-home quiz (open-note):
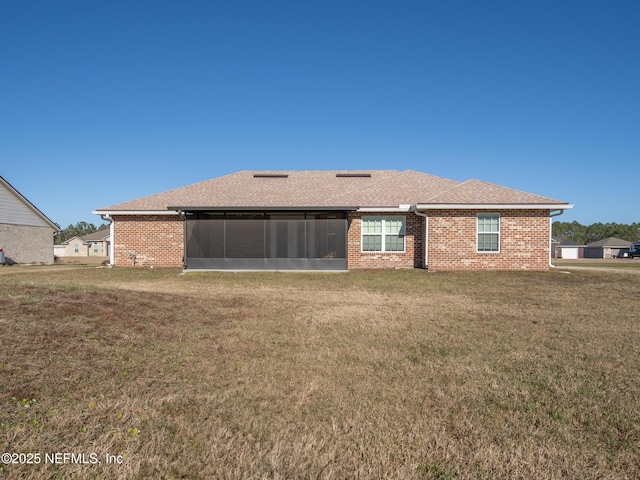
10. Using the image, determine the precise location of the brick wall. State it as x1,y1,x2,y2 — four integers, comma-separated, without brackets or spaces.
347,212,424,269
110,210,551,270
427,209,551,270
111,215,183,267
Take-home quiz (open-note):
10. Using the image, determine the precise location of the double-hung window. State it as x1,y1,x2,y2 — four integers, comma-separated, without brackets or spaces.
362,216,406,252
477,213,500,252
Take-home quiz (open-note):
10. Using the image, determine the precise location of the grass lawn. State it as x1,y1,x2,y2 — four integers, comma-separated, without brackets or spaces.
1,267,639,479
553,258,640,270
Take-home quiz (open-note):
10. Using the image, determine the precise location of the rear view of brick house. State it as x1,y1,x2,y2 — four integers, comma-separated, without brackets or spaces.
93,170,572,271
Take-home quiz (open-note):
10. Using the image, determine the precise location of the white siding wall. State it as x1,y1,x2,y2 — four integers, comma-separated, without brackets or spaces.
0,182,51,228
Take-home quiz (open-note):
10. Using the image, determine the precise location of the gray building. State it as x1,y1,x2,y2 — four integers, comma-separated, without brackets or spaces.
0,176,59,264
584,237,631,259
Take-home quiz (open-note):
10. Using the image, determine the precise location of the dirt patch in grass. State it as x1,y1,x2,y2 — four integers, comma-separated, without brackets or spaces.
54,256,109,266
1,268,639,479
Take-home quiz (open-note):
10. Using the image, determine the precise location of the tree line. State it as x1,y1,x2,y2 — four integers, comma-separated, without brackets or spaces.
552,221,640,245
54,221,108,245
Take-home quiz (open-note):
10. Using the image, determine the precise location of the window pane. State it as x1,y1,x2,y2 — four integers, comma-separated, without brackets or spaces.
363,235,382,251
385,217,405,234
385,234,404,251
490,233,498,250
478,233,499,251
363,218,382,234
478,214,499,233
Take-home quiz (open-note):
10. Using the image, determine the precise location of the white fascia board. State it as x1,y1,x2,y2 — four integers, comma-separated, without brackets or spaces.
357,205,412,213
92,210,181,216
415,204,574,210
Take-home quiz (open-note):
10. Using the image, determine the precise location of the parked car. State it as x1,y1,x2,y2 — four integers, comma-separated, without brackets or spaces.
628,242,640,258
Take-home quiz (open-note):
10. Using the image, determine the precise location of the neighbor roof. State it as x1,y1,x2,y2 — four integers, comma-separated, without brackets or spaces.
80,228,110,242
61,228,110,245
586,237,631,248
94,170,571,213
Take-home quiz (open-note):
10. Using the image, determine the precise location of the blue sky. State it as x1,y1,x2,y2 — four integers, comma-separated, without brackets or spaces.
2,1,638,228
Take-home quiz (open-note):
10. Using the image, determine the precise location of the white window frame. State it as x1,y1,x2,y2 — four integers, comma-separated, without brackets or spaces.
361,216,406,253
477,213,500,253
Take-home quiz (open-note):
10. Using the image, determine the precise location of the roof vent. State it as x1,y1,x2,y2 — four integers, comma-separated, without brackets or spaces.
253,173,289,178
335,173,371,178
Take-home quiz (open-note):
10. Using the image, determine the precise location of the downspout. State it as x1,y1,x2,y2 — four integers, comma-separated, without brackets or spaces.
411,207,429,269
100,214,114,265
549,209,565,268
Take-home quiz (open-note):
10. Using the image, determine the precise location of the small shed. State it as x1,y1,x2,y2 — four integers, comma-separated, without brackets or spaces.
584,237,631,259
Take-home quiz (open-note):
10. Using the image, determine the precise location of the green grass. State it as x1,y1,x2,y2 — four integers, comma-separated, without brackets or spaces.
553,258,640,269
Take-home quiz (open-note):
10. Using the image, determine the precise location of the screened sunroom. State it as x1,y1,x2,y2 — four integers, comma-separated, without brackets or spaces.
183,211,348,270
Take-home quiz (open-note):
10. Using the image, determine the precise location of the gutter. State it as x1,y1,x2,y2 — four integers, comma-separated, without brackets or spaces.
92,210,181,216
415,203,574,210
549,209,565,268
357,205,412,213
100,214,115,265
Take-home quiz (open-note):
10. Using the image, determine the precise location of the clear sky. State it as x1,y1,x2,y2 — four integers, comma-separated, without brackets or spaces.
2,1,638,228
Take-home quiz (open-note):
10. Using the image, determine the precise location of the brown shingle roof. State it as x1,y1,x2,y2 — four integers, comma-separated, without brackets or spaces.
586,237,631,248
80,228,110,242
95,170,570,211
421,179,567,205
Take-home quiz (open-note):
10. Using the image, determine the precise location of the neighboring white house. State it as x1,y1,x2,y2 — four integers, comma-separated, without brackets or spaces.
0,176,58,264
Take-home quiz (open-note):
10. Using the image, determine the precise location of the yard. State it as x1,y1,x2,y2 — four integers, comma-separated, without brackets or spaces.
0,266,639,479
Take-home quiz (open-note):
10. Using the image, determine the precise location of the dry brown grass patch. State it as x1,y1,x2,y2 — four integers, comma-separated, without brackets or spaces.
0,268,639,479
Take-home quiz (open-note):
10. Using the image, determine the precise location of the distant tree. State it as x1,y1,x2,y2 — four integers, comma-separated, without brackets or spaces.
54,221,108,245
553,221,640,244
552,221,586,243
